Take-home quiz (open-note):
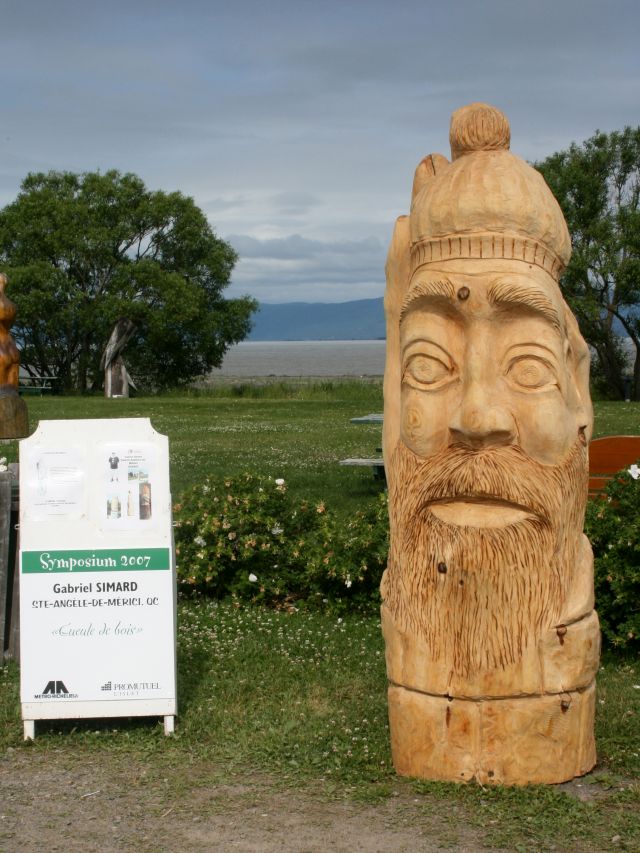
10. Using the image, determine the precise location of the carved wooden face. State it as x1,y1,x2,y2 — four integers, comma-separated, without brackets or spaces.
382,259,592,670
399,261,590,469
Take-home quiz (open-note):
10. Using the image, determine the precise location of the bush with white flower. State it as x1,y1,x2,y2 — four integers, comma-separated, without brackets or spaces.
173,472,389,611
584,460,640,651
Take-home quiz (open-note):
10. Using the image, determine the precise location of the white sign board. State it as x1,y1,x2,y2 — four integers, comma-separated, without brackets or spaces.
19,418,176,737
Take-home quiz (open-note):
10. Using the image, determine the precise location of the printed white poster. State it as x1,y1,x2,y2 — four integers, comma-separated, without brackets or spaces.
20,551,173,704
19,419,176,727
22,448,86,520
100,443,158,530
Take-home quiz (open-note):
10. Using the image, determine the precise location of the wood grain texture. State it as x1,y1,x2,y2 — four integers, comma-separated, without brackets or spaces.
0,274,28,438
588,435,640,497
382,103,598,785
0,394,28,439
388,681,596,785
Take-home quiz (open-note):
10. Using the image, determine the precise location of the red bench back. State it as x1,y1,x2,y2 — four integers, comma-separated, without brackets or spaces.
588,435,640,499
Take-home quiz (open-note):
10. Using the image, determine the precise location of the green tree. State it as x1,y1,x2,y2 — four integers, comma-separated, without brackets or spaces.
0,170,256,391
536,128,640,399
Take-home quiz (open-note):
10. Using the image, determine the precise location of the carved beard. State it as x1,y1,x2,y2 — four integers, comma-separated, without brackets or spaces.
382,439,588,677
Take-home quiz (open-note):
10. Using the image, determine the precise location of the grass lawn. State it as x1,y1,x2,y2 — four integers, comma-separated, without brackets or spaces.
12,381,386,511
7,385,640,508
1,384,639,851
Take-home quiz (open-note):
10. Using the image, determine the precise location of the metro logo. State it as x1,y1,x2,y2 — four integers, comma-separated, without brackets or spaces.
42,680,68,695
33,680,78,699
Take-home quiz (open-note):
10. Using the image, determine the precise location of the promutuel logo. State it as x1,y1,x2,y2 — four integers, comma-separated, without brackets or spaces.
33,680,78,699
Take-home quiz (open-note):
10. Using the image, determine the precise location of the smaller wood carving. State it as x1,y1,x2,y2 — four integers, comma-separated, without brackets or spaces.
0,274,20,390
101,319,137,398
0,273,28,438
381,104,598,785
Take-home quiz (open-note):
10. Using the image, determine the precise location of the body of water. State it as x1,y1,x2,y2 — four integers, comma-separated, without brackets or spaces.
210,340,386,378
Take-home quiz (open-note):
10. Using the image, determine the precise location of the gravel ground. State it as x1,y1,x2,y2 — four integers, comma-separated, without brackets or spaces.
0,747,494,852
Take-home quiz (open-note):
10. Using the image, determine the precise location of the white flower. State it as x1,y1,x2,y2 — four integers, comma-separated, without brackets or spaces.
275,478,285,486
345,578,352,588
194,535,206,547
628,464,640,480
271,525,283,536
248,573,258,583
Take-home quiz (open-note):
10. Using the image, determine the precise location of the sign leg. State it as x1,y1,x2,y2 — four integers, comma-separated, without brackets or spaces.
163,715,175,736
23,720,35,740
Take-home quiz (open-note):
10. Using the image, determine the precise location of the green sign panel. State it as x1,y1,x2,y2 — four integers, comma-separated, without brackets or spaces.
22,548,171,574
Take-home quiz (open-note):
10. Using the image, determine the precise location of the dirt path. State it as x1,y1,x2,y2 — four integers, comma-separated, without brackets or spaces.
0,747,493,852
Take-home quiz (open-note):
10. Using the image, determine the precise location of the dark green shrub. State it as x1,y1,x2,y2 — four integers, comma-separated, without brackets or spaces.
175,463,639,640
585,462,640,650
173,473,389,611
305,490,389,612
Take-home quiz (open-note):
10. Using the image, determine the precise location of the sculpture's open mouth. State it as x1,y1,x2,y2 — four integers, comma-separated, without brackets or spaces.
426,497,536,528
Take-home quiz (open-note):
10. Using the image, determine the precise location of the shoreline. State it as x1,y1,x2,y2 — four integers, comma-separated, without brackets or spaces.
209,339,387,379
196,374,384,387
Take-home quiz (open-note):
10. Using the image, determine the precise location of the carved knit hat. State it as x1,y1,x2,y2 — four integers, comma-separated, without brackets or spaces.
409,103,571,282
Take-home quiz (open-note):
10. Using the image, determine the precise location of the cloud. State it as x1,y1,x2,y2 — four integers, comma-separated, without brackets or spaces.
226,233,386,303
228,233,382,260
0,0,638,304
269,192,322,215
204,195,250,212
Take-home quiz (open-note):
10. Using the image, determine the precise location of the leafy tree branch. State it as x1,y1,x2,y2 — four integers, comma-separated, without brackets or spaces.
0,170,256,391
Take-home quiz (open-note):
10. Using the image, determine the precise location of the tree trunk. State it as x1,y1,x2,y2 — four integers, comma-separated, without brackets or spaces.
596,341,625,398
76,333,92,392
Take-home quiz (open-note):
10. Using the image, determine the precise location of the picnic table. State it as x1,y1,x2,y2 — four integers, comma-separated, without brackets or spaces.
349,413,383,424
18,377,61,396
341,426,640,494
341,413,385,479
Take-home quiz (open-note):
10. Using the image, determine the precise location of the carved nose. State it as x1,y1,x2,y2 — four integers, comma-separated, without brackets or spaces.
449,386,517,450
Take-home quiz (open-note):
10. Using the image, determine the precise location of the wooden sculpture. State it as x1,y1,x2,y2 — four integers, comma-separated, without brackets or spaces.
101,318,137,398
0,273,28,438
381,103,599,785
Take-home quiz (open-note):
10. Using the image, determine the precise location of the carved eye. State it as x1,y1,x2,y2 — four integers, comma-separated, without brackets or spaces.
403,354,452,389
507,356,557,390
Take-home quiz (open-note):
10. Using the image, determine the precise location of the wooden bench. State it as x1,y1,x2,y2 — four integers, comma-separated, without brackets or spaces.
588,435,640,499
340,456,386,480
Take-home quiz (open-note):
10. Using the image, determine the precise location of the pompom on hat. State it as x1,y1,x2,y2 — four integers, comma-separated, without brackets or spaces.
409,103,571,282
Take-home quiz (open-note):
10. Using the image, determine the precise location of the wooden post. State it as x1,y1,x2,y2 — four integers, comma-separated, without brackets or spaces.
3,463,20,660
8,498,20,660
0,471,11,656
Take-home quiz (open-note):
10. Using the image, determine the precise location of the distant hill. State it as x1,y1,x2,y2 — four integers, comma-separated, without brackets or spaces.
247,297,385,341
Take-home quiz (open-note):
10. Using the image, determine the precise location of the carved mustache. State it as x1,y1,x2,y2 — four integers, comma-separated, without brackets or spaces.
391,441,587,524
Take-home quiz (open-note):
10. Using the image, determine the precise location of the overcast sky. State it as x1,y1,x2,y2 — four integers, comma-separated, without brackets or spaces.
1,0,638,303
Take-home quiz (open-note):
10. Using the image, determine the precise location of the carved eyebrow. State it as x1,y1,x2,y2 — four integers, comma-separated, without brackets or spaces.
400,279,456,320
487,280,561,331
